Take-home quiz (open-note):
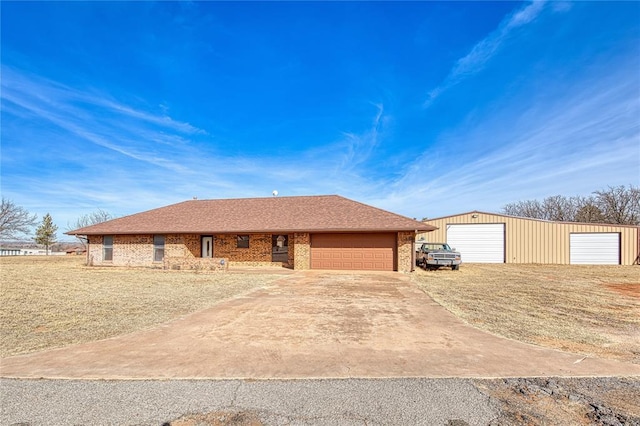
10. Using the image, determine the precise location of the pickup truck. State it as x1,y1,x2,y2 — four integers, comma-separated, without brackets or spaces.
416,242,461,270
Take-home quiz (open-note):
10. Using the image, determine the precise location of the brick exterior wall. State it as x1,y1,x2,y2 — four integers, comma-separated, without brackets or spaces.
292,232,311,270
87,235,102,266
87,231,414,272
88,233,291,269
88,234,158,267
214,234,271,262
177,234,201,258
397,231,415,273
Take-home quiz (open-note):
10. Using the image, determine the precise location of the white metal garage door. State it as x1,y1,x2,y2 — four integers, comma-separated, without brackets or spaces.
570,233,620,265
447,224,505,263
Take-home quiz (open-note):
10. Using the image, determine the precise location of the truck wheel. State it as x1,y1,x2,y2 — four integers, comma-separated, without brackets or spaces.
452,265,460,270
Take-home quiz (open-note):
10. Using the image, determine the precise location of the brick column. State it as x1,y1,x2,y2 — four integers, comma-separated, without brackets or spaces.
293,232,310,270
397,231,415,272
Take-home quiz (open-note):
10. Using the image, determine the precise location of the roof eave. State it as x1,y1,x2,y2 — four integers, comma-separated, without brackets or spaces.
67,226,436,236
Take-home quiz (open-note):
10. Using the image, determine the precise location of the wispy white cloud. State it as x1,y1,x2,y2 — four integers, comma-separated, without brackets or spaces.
387,60,640,219
95,98,206,135
1,66,203,172
1,66,393,235
424,1,547,107
5,66,204,135
336,102,385,172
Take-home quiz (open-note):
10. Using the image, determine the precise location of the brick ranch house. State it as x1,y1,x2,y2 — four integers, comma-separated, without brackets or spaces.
66,195,436,272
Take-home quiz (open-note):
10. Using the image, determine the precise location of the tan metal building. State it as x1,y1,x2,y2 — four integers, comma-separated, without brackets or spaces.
417,211,639,265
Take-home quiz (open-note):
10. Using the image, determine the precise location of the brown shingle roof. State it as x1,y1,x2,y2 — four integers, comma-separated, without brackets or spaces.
66,195,435,235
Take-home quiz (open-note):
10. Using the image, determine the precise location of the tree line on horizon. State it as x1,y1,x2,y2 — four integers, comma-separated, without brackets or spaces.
501,185,639,225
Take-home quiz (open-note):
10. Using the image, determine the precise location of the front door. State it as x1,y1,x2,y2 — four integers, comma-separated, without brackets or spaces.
201,236,213,258
272,234,288,262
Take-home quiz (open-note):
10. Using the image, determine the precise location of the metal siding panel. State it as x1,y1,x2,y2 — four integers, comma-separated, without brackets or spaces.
504,218,511,263
537,220,544,262
524,218,532,263
622,227,638,265
544,222,549,263
570,233,620,264
517,218,524,263
447,224,505,263
520,219,525,262
540,220,553,263
559,223,570,264
547,221,556,264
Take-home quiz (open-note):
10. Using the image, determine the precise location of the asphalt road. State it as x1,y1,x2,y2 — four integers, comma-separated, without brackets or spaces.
1,377,499,425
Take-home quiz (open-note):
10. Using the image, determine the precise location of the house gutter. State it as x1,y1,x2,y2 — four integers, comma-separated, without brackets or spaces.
66,226,436,236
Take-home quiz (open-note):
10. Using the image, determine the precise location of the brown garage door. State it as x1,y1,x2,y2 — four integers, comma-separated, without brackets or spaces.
310,233,396,271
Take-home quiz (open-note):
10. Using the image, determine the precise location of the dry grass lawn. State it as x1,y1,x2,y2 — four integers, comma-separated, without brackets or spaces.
412,264,640,363
0,256,285,357
3,257,639,364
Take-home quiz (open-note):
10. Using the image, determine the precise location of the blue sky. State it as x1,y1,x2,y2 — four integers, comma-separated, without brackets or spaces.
1,1,639,240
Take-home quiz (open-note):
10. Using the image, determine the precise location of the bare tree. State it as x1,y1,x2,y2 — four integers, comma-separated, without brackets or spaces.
73,209,114,229
593,185,640,225
501,185,639,225
503,199,544,219
68,209,115,248
541,195,578,221
574,199,605,223
0,198,38,240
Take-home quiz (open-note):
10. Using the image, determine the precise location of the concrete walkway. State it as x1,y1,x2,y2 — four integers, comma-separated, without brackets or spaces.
2,271,639,379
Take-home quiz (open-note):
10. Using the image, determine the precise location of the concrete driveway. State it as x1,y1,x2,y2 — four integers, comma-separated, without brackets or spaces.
2,271,639,379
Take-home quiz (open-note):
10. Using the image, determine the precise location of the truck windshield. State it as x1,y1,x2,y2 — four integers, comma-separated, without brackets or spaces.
423,244,451,250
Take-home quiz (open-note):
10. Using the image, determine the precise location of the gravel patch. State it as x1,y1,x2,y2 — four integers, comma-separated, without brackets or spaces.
475,376,640,426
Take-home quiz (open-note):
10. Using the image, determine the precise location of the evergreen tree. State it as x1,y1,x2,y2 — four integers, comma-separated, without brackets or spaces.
34,213,58,255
